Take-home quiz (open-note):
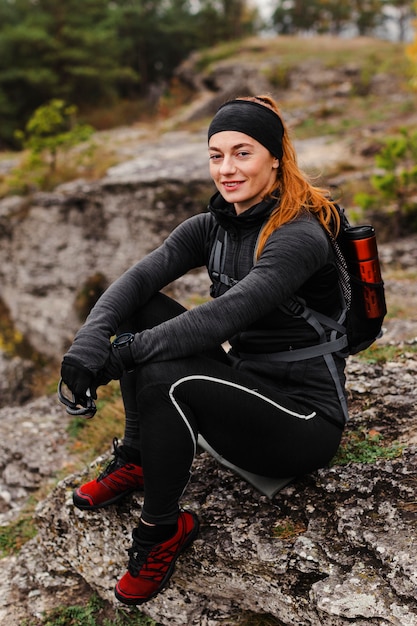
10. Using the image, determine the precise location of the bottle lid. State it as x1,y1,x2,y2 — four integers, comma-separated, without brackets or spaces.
344,225,375,240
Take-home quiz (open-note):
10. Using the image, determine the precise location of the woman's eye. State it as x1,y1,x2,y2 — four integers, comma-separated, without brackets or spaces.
209,154,222,161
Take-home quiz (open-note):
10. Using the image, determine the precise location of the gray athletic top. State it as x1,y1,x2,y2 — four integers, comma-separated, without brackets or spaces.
66,193,347,424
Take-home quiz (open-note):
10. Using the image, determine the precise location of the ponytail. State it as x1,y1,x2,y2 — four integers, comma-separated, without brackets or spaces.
238,96,341,258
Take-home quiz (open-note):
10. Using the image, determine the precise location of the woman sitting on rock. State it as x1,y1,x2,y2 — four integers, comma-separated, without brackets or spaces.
60,95,347,605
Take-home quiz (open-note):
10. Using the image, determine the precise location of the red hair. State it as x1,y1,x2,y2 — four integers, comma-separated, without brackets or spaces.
237,95,340,258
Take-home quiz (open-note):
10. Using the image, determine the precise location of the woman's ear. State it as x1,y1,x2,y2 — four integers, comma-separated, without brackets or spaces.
272,158,279,169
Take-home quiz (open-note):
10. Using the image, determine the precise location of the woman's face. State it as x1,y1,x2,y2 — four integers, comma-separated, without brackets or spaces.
208,131,279,214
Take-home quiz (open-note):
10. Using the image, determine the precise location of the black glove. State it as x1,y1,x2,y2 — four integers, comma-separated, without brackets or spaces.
60,355,97,400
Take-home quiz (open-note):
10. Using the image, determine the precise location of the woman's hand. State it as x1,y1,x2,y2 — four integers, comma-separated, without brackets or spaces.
60,356,97,400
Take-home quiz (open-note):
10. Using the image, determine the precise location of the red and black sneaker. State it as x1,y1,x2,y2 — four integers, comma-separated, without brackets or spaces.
73,438,144,510
114,510,199,605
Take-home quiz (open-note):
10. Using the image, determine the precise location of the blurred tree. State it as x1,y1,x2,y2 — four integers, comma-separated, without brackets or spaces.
384,0,415,41
192,0,258,44
0,0,131,147
406,0,417,85
271,0,387,36
108,0,199,96
351,0,385,35
0,0,257,147
315,0,352,34
272,0,321,34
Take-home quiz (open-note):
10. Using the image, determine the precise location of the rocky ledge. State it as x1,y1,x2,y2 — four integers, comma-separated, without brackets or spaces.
1,350,416,626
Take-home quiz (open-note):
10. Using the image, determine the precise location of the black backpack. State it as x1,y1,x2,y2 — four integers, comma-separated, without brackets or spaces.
209,205,386,355
208,206,387,422
326,204,386,354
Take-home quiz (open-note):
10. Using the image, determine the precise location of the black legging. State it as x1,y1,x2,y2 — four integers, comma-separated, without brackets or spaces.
118,293,343,525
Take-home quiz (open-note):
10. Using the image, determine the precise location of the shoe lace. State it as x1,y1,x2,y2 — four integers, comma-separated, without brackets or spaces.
127,539,153,578
127,533,181,581
97,437,125,482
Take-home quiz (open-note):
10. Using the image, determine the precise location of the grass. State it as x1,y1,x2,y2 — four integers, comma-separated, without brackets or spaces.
22,594,157,626
331,428,403,466
272,518,307,540
0,512,38,557
0,139,121,197
0,379,125,560
22,595,285,626
65,381,125,467
356,342,417,364
196,35,406,72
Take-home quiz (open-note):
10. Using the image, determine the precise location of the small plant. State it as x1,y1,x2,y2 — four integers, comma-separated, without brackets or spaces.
263,64,291,89
0,297,38,360
272,518,306,540
22,593,157,625
8,99,94,194
15,99,93,173
331,429,403,466
355,127,417,237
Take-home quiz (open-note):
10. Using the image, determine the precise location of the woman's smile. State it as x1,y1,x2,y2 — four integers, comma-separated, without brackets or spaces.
209,131,279,214
222,180,245,190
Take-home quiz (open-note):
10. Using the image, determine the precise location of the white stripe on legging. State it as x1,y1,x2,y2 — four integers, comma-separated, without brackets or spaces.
168,374,317,455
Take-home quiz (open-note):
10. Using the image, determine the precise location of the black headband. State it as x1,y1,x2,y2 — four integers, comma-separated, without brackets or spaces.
208,99,284,159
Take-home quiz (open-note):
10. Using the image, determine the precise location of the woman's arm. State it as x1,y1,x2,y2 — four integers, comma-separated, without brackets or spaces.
64,213,211,373
128,217,332,365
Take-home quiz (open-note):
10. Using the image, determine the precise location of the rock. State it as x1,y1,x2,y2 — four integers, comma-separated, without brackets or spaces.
7,442,417,626
0,352,35,408
0,166,213,360
0,352,416,625
0,396,74,525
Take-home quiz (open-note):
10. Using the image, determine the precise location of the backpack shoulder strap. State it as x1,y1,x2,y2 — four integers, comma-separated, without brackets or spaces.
208,224,265,288
209,227,238,288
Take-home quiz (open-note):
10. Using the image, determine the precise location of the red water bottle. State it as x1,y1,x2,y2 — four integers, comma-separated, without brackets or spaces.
343,225,386,319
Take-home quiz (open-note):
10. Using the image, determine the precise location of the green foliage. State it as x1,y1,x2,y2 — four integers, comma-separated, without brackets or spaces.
0,297,41,361
0,0,258,146
15,99,93,172
0,0,125,147
22,594,156,626
4,99,97,193
272,519,306,540
263,64,291,89
355,127,417,237
0,512,37,556
356,342,417,364
331,429,404,466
